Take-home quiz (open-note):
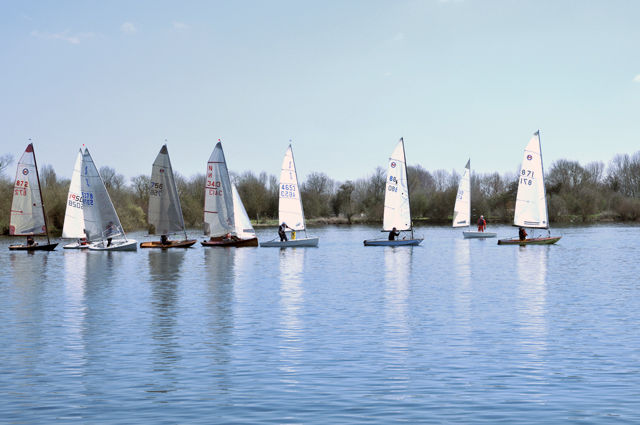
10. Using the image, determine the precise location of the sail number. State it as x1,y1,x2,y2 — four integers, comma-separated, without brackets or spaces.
457,189,464,200
281,184,297,198
81,192,94,206
149,182,163,196
388,176,397,184
520,169,536,186
207,180,223,196
68,193,84,209
14,180,29,195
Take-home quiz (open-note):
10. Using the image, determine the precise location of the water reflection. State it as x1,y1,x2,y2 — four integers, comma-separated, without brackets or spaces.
515,246,550,353
453,238,472,327
62,251,88,377
203,248,235,369
148,250,186,370
278,248,306,370
384,247,412,345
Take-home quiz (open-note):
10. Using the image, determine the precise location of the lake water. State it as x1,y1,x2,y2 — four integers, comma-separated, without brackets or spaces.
1,223,639,424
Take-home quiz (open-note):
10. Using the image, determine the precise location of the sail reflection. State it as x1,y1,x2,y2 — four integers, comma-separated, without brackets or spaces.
203,248,235,371
453,238,472,328
384,247,412,346
515,246,550,354
278,248,306,369
62,251,88,376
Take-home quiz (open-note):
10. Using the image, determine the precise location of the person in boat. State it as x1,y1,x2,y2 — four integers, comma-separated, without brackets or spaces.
477,215,487,232
106,221,115,247
26,235,35,246
518,227,528,241
160,234,169,246
389,227,400,241
278,222,291,242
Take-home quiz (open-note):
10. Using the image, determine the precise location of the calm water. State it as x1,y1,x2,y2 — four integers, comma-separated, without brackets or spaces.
1,223,639,424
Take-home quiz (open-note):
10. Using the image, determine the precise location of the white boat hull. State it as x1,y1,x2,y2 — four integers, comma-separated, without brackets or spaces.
88,240,138,251
463,231,497,239
260,237,319,247
63,242,91,249
364,238,424,246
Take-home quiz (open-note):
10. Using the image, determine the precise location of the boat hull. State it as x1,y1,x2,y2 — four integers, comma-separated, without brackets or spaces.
498,236,562,245
463,231,497,239
202,236,259,247
89,240,138,251
364,238,424,246
260,237,319,247
9,243,58,251
141,239,198,249
63,242,91,249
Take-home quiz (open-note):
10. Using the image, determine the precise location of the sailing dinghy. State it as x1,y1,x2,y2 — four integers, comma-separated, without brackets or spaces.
364,138,423,246
62,150,90,249
260,144,319,247
498,131,561,245
80,148,138,251
453,159,497,238
140,145,197,248
201,141,259,247
8,143,58,251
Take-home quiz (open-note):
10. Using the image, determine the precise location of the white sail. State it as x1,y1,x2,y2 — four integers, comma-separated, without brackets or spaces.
148,145,185,235
514,132,549,228
232,184,256,239
9,144,46,236
383,138,411,231
279,145,305,231
452,159,471,228
62,150,85,239
80,148,124,241
203,142,235,237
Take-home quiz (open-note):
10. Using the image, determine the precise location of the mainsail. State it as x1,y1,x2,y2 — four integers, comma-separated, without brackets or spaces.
203,142,235,237
80,148,124,241
9,144,46,236
513,131,549,229
62,150,85,239
452,159,471,227
148,145,185,236
232,184,256,239
383,138,411,232
279,145,305,231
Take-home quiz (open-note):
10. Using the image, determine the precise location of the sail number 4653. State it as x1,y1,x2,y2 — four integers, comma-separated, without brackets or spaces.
281,184,297,198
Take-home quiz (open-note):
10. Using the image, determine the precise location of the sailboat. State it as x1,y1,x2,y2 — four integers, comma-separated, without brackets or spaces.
80,148,138,251
498,131,561,245
140,145,197,248
260,144,319,247
8,143,58,251
202,141,259,247
453,159,497,238
364,137,423,246
62,149,90,249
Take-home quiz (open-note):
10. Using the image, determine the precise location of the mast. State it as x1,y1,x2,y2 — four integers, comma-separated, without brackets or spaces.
289,143,307,238
537,130,551,231
30,143,51,245
468,158,471,232
400,137,413,239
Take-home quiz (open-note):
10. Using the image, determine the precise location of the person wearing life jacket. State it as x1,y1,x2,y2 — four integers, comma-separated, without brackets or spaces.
518,227,528,241
278,222,291,242
477,215,487,232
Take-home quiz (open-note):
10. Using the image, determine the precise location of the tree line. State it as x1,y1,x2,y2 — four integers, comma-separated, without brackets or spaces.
1,150,639,235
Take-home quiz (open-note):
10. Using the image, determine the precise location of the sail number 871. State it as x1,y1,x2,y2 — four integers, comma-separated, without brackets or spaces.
520,169,535,186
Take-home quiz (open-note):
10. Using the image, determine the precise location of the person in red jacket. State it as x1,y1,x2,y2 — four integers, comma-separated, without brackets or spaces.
477,215,487,232
519,227,528,241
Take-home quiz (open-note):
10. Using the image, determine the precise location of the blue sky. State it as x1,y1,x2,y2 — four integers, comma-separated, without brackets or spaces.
1,0,639,183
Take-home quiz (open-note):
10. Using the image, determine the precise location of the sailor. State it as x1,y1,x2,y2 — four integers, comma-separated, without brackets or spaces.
278,222,291,242
161,234,169,245
477,215,487,232
388,227,400,241
518,227,528,241
106,221,115,247
26,235,35,246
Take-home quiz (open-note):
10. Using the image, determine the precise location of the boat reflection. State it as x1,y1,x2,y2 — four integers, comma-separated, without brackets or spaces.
383,246,412,347
62,250,88,377
278,248,306,370
453,238,472,328
515,245,550,354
